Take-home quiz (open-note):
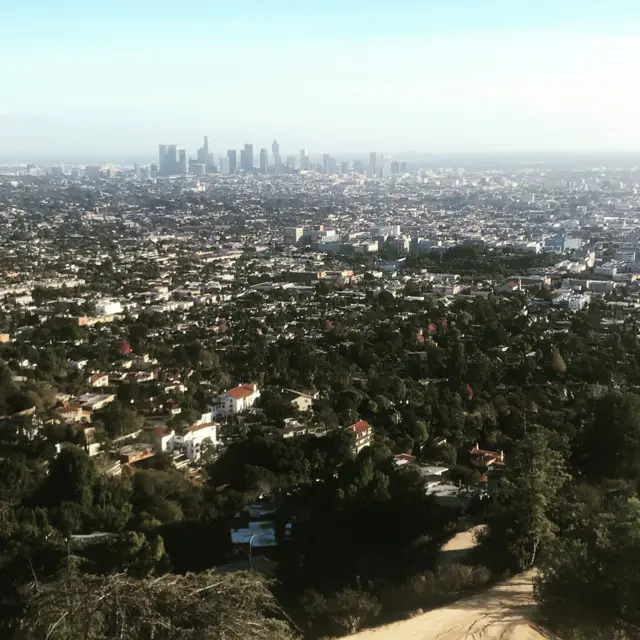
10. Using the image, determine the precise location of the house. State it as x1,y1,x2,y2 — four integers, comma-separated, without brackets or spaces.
393,453,416,466
212,383,260,417
88,373,109,388
78,393,116,411
58,404,92,424
152,422,219,462
119,443,155,464
79,426,101,456
281,388,319,412
347,420,373,453
279,418,327,439
470,443,505,469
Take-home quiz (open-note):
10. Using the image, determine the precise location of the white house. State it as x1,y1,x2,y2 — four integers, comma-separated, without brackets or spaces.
88,372,109,388
347,420,373,454
95,300,123,316
152,422,219,462
212,383,260,417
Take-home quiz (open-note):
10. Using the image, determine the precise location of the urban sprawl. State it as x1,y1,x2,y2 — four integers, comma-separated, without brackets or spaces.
1,146,640,638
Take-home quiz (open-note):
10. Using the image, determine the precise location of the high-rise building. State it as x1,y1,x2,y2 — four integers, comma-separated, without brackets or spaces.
227,150,237,174
219,157,230,175
158,145,167,175
323,154,337,175
323,154,331,175
300,149,309,171
179,149,187,175
369,152,381,176
340,161,349,175
260,148,268,174
157,144,183,176
197,136,209,167
399,161,408,173
286,155,296,170
243,143,254,172
284,227,304,246
272,140,281,176
166,145,178,175
381,155,391,178
391,161,399,175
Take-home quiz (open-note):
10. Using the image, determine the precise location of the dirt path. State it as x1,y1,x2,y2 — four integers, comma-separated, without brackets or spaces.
349,571,547,640
437,525,485,567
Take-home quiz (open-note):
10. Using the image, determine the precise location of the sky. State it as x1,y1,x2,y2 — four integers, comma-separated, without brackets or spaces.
1,0,640,160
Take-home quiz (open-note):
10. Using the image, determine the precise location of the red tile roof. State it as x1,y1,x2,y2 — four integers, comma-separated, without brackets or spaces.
394,453,416,463
226,384,256,400
187,422,216,433
349,420,371,435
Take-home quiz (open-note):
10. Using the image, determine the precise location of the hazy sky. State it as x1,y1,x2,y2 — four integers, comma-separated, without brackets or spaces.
1,0,640,159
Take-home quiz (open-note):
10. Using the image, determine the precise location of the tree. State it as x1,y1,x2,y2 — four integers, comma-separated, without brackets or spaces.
550,347,566,376
16,559,297,640
481,427,569,572
580,392,640,483
535,495,640,639
40,446,96,507
300,587,381,636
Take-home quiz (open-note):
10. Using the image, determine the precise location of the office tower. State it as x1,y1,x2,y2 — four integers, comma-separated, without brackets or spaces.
243,143,254,172
196,136,208,167
382,155,391,178
340,161,349,175
284,227,304,246
227,150,237,174
353,160,365,174
179,149,187,175
391,161,399,175
399,161,408,173
165,145,178,175
219,156,230,175
286,155,296,169
323,154,331,174
192,163,206,176
158,145,167,175
272,140,281,176
240,149,246,171
260,148,268,174
133,163,140,178
300,148,309,171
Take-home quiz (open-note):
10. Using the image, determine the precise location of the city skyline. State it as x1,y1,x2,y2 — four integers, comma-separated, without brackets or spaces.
2,1,640,157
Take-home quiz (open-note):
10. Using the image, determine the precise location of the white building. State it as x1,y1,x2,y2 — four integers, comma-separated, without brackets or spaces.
95,300,123,316
211,383,260,416
152,422,219,462
88,373,109,388
347,420,373,454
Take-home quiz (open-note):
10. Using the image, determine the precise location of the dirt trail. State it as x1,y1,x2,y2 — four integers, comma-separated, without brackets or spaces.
437,526,486,567
349,528,550,640
349,571,547,640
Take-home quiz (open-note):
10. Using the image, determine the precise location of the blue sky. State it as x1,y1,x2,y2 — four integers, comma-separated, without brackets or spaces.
1,0,640,159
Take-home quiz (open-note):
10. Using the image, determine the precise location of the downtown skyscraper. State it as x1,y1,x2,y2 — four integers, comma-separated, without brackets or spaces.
242,143,254,172
227,149,237,174
272,140,281,176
